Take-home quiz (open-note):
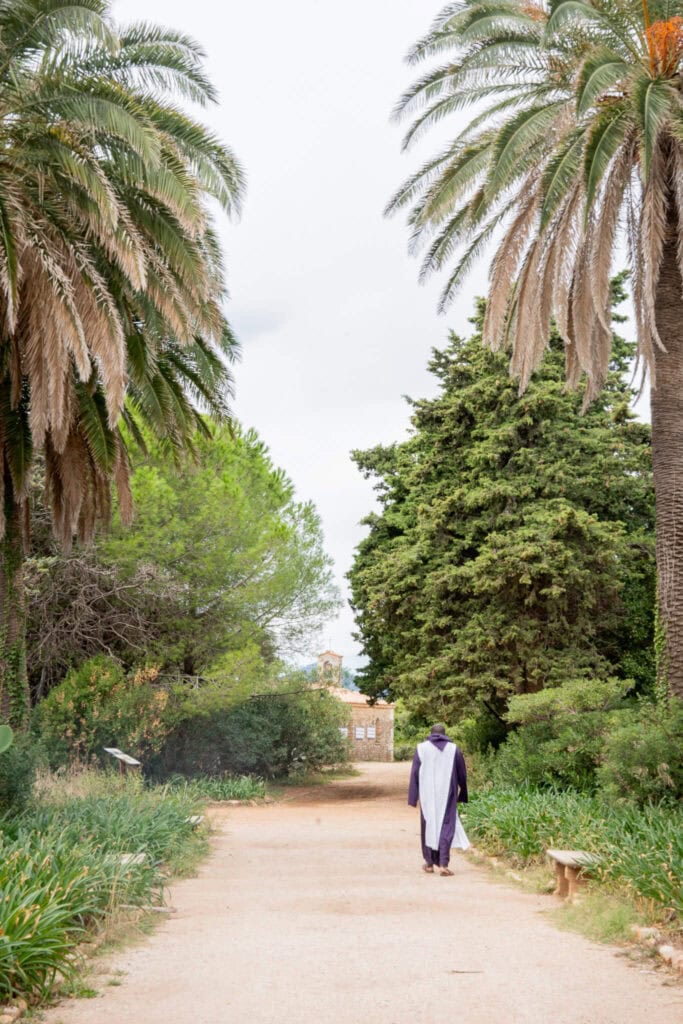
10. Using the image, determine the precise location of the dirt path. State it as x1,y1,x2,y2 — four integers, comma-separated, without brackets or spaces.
44,763,681,1024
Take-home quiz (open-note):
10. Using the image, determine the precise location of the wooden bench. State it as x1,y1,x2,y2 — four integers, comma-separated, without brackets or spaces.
546,849,599,899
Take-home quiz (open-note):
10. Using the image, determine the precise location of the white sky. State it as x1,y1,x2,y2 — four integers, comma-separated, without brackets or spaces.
111,0,487,665
112,0,646,667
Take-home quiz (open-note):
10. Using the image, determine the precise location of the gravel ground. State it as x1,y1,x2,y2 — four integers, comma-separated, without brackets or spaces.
43,762,683,1024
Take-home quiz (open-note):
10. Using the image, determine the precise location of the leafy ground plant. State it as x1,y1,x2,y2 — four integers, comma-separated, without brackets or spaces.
0,771,206,1003
165,773,266,802
460,788,682,924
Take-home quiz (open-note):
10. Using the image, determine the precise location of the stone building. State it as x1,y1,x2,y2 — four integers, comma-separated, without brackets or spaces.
328,686,395,762
316,650,394,761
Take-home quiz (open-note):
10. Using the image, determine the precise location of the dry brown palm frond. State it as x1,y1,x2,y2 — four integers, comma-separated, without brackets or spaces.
532,220,566,370
23,269,55,447
59,430,89,537
587,141,633,338
483,174,540,352
113,433,134,526
106,212,148,292
144,257,195,339
0,186,29,321
571,234,598,382
510,235,548,390
550,187,584,347
563,275,583,391
640,141,669,354
46,432,109,549
673,146,683,291
75,312,126,430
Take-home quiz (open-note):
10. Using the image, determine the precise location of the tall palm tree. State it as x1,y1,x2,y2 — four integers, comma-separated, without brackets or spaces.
388,0,683,698
0,0,244,725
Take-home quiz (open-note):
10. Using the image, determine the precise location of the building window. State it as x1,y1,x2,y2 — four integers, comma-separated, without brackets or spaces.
367,725,377,740
339,727,348,738
355,726,365,740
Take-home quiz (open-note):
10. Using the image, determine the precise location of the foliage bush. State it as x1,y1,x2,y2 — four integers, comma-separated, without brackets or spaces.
0,730,41,814
35,656,170,767
456,711,508,755
0,771,204,1002
392,702,430,761
490,713,617,793
34,656,349,780
597,699,683,806
484,691,682,804
155,685,349,779
460,787,682,921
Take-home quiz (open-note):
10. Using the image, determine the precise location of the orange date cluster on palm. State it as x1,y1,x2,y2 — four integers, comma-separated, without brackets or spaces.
646,17,683,76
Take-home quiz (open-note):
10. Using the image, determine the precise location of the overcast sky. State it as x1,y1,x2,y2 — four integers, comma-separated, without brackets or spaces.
111,0,489,666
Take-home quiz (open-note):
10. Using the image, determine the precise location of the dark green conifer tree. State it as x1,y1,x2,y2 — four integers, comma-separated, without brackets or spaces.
349,286,654,724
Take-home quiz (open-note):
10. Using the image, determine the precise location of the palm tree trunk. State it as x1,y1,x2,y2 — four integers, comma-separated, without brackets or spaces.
651,217,683,699
0,476,29,727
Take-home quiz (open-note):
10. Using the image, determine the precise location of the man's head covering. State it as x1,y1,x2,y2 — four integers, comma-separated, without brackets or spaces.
431,723,447,735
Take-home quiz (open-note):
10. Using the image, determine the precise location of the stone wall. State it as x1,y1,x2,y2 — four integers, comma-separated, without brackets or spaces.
342,704,394,762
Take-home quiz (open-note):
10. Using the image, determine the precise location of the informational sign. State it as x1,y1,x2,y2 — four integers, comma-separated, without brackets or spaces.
355,726,365,740
367,725,377,739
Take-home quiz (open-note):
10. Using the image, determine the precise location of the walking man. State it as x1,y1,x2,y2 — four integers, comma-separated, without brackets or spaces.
408,723,469,875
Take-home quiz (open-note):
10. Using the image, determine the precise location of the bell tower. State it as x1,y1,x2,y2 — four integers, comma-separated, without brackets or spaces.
317,649,343,686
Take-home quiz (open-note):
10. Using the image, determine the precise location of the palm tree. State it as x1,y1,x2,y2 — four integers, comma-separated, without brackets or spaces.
0,0,244,725
388,0,683,698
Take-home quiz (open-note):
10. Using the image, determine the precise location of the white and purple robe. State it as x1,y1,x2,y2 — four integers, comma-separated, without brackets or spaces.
408,732,469,868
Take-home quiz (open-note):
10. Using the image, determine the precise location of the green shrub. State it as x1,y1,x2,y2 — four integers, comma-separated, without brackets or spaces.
597,699,683,806
35,656,170,767
490,712,617,792
0,723,13,753
598,803,682,916
0,732,41,814
155,685,349,780
457,711,508,754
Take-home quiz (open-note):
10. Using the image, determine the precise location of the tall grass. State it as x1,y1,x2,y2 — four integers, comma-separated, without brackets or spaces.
0,769,206,1002
164,773,266,802
460,788,682,922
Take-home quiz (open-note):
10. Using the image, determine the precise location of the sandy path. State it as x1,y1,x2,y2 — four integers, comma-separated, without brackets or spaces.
44,763,681,1024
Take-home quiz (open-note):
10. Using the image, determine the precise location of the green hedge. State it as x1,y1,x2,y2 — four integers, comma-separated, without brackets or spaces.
35,656,350,781
152,688,349,780
485,698,683,806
